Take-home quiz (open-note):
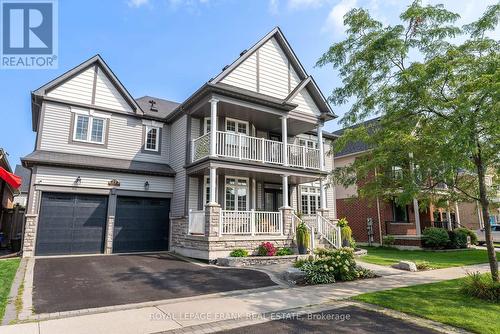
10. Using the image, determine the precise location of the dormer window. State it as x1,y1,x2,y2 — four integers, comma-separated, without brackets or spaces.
145,126,159,152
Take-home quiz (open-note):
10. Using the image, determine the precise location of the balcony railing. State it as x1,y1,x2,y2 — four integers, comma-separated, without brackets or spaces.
219,210,283,235
191,131,321,170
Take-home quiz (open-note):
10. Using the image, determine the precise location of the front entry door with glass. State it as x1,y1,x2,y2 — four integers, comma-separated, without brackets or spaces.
264,188,283,212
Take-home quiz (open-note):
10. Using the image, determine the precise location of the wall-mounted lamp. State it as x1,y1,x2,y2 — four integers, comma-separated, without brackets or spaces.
75,176,81,185
144,181,150,190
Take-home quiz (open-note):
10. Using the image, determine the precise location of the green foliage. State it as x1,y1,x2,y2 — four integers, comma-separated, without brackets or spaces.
338,218,356,248
455,227,478,245
316,0,500,277
0,259,20,322
298,248,364,284
382,235,395,247
338,217,349,228
460,272,500,303
423,227,450,248
276,247,293,256
448,229,468,249
296,223,310,249
416,261,433,271
229,249,248,257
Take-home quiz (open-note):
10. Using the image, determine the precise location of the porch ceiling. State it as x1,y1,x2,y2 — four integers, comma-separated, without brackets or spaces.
190,100,317,136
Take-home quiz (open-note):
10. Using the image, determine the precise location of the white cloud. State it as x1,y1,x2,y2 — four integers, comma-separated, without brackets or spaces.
288,0,327,9
323,0,357,34
269,0,280,14
127,0,149,8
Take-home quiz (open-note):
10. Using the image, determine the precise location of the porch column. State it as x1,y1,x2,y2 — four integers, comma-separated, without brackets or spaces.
209,98,218,157
454,202,461,226
319,179,327,210
413,198,421,236
209,167,217,204
446,201,452,230
282,174,289,207
317,122,325,171
281,116,288,166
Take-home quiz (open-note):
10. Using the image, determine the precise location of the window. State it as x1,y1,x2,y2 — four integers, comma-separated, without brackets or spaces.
298,138,318,150
203,176,211,205
225,118,248,135
392,200,409,222
392,166,403,180
225,177,248,211
203,117,211,134
145,126,160,152
73,115,105,144
300,186,320,215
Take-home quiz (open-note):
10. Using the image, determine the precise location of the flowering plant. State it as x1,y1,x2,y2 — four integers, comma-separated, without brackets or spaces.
256,242,277,256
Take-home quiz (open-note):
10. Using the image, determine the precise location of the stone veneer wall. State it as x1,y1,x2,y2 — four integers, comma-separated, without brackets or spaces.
22,214,38,257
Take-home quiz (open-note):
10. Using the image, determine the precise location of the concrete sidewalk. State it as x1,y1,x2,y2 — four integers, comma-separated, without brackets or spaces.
0,262,492,334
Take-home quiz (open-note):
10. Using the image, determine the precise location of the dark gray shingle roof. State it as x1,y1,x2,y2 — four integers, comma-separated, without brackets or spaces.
136,96,180,119
332,117,380,157
14,165,31,193
22,151,175,177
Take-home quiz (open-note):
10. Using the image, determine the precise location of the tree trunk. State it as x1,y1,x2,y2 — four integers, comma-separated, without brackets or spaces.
476,154,498,281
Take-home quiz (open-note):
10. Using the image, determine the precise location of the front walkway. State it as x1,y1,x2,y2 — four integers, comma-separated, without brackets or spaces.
0,262,493,334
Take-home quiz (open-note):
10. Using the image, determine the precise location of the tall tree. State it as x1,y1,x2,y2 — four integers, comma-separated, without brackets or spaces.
318,1,500,280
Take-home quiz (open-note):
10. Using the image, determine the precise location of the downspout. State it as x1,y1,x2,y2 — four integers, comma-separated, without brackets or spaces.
374,167,383,244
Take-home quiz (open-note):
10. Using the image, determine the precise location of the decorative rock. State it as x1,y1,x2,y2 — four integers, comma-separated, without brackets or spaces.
392,260,417,272
283,267,306,283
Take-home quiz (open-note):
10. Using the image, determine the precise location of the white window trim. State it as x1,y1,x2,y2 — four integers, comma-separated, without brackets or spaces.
300,186,320,215
203,175,210,205
144,126,160,152
203,117,211,135
225,117,249,135
224,176,249,211
72,114,106,144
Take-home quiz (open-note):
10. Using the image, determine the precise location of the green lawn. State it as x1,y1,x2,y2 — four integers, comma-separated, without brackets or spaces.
0,258,20,322
352,277,500,334
359,246,497,268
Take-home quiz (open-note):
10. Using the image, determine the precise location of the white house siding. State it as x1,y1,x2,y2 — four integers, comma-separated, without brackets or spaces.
34,166,174,193
188,177,199,210
39,102,169,164
93,68,132,112
335,155,358,200
221,37,302,100
13,194,27,207
290,88,321,116
222,53,257,92
190,117,201,140
170,115,188,217
47,66,95,105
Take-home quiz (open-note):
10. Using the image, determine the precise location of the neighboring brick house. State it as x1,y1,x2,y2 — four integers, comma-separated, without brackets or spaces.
333,118,464,247
21,27,341,259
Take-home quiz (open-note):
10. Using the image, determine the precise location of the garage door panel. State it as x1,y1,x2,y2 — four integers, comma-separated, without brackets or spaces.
113,196,170,253
36,193,108,256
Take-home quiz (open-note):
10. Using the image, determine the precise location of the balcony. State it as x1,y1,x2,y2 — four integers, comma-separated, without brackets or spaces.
191,131,321,170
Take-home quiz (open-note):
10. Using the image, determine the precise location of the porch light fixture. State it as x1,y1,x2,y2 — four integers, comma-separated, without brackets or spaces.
144,181,150,190
75,176,81,185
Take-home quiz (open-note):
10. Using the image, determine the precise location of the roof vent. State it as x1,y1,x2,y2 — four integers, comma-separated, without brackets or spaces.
240,49,247,57
148,100,158,112
222,65,229,71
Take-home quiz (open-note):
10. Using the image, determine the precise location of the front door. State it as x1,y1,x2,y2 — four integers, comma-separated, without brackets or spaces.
264,189,282,212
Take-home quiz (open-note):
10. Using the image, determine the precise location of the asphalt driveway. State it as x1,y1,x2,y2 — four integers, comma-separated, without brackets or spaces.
218,306,439,334
33,253,276,314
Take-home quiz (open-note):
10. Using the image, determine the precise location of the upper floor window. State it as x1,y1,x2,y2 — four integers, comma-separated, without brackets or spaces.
225,118,248,135
298,138,318,150
74,114,105,144
145,126,159,152
203,117,211,134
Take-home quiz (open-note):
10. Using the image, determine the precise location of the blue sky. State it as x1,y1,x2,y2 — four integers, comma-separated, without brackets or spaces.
0,0,497,168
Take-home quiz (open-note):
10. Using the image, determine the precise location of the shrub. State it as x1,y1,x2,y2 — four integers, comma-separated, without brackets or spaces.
416,261,433,271
455,227,478,245
299,248,360,284
448,229,468,249
460,271,500,302
229,249,248,257
422,227,450,248
382,235,395,247
300,262,335,285
256,242,277,256
356,266,377,279
276,247,293,256
296,223,310,252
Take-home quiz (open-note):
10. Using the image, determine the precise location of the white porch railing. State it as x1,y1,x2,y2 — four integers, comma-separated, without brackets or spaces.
220,210,283,235
188,209,205,235
191,131,320,170
317,214,341,248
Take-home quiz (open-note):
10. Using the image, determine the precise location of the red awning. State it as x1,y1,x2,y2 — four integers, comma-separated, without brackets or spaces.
0,167,22,190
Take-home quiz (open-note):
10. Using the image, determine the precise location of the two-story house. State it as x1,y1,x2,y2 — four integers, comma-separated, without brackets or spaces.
21,27,340,260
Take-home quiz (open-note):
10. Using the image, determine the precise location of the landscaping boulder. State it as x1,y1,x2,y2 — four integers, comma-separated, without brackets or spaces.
283,267,306,284
393,260,417,272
